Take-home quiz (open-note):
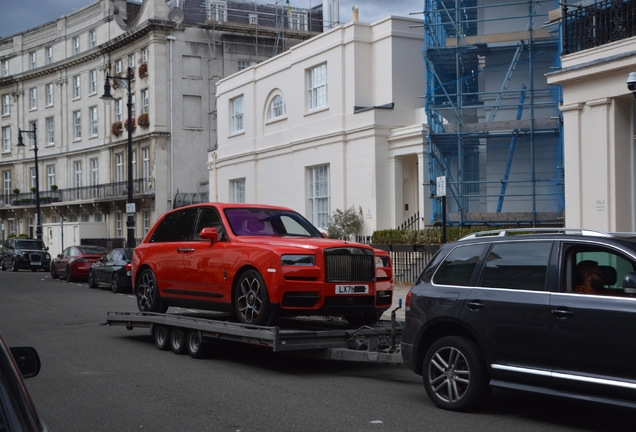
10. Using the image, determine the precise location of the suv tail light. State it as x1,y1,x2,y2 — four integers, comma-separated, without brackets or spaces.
405,290,412,312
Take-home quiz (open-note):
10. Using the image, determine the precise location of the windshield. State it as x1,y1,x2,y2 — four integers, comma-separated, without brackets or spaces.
77,246,108,254
15,240,46,251
225,208,322,237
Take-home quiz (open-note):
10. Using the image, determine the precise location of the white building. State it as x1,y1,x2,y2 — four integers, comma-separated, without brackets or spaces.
0,0,322,253
211,16,427,236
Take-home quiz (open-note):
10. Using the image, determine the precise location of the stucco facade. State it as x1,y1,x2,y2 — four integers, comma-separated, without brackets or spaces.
211,16,427,236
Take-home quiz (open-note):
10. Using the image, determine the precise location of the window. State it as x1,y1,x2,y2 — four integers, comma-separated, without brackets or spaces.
1,127,10,152
132,151,137,180
89,106,98,137
131,94,136,118
30,168,36,190
116,212,123,238
433,244,487,286
150,208,198,242
290,12,308,31
73,75,81,99
89,70,97,94
28,121,37,147
238,60,256,71
143,210,151,235
115,60,122,75
116,154,124,183
141,89,149,114
115,99,122,122
2,94,9,115
81,214,90,222
128,53,135,69
3,171,11,205
90,158,99,198
307,64,327,110
481,242,552,291
94,213,102,222
307,164,330,228
141,47,148,63
46,117,54,145
47,165,55,190
46,83,54,106
73,111,81,139
45,47,53,65
73,37,80,55
29,52,36,70
142,148,150,192
269,95,284,119
89,30,96,49
1,60,8,77
249,13,258,25
206,1,227,21
30,88,37,110
231,95,244,133
230,178,245,203
74,161,82,198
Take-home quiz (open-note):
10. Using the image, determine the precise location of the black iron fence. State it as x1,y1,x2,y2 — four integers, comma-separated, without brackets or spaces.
372,244,440,284
563,0,636,54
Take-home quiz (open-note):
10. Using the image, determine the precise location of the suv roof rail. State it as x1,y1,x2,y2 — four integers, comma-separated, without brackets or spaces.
458,227,612,241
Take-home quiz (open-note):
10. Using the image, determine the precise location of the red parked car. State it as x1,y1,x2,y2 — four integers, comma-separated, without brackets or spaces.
51,245,108,282
132,203,393,326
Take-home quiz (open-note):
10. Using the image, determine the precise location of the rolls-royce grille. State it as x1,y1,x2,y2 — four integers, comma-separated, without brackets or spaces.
324,247,374,283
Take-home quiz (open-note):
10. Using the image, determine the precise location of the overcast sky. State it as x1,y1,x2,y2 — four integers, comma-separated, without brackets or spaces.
0,0,424,38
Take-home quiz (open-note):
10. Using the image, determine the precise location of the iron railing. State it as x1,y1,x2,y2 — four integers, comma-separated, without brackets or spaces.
1,178,154,208
563,0,636,55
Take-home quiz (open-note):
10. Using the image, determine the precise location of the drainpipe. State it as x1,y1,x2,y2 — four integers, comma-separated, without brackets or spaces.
167,35,176,208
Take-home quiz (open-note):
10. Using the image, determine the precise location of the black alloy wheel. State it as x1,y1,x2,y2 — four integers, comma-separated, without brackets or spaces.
234,269,273,326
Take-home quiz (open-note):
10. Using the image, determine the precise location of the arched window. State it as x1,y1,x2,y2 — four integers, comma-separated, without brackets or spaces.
269,95,285,120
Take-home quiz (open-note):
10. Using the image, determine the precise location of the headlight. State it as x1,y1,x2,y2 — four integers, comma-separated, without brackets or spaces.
45,254,50,259
375,256,389,268
282,254,315,266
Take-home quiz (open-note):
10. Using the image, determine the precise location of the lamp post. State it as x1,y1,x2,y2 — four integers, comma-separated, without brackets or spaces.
16,124,42,240
101,66,135,248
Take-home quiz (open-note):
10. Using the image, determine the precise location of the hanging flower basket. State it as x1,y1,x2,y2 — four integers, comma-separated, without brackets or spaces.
139,63,148,77
124,117,136,131
137,113,149,128
112,77,120,90
111,121,123,136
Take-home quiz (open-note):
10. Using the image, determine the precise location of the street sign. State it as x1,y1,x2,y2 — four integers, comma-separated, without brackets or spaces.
126,203,136,214
436,176,446,197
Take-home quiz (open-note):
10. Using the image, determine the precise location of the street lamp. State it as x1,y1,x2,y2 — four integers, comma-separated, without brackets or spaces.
101,66,135,248
16,124,42,240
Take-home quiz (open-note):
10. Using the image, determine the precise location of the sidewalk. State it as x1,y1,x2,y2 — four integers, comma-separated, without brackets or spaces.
381,282,412,322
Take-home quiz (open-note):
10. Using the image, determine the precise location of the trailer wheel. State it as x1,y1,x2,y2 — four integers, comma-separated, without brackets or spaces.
234,269,273,326
170,328,188,354
187,330,210,359
154,325,171,351
137,269,167,313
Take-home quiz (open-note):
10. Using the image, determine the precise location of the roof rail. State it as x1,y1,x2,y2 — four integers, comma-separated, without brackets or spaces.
458,227,612,241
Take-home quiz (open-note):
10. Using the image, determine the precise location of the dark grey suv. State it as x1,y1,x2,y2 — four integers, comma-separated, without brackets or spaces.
0,238,51,272
401,228,636,411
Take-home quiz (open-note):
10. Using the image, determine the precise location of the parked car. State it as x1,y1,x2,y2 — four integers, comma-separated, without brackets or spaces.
88,248,134,293
132,203,393,326
0,332,47,431
50,245,108,282
0,238,51,272
401,228,636,412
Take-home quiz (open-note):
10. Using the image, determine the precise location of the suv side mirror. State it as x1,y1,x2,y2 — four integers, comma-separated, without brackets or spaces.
199,227,218,244
623,272,636,294
10,347,41,379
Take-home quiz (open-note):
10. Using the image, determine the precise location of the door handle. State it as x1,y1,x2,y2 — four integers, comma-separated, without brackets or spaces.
176,248,192,253
551,308,573,319
466,300,485,310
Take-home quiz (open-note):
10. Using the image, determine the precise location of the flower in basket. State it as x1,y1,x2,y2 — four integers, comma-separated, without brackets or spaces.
111,121,123,136
139,63,148,77
137,113,150,128
112,77,120,90
124,117,136,131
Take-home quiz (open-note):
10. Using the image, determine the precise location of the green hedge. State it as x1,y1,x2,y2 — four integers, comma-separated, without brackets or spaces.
371,227,493,245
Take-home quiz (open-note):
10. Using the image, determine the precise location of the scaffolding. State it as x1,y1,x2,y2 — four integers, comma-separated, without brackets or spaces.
423,0,564,226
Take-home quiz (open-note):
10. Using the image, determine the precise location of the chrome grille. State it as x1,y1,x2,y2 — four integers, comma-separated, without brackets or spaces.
324,247,374,282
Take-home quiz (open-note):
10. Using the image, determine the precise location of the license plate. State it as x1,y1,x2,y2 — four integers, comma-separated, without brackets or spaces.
335,285,369,294
31,262,41,265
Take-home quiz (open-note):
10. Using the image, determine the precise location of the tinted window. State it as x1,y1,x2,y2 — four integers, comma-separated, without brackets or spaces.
150,208,198,242
77,246,107,254
194,207,224,241
481,242,551,291
111,250,122,262
14,240,46,250
433,244,487,286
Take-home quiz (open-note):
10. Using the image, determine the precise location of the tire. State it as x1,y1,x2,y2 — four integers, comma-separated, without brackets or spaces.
50,265,58,279
422,336,490,412
187,330,210,359
234,269,273,326
88,271,98,288
345,311,383,326
110,273,123,293
11,260,18,272
170,328,188,354
65,266,73,282
136,269,168,313
0,259,5,271
154,325,171,351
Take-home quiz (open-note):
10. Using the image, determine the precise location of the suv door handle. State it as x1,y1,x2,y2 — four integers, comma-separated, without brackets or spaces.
551,308,573,319
466,300,485,310
176,248,194,253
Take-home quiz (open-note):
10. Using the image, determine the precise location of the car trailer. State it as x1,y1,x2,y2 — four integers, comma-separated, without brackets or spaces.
103,301,404,364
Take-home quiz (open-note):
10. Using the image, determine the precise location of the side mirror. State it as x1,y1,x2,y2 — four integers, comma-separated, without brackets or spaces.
623,272,636,294
10,347,41,379
199,227,218,244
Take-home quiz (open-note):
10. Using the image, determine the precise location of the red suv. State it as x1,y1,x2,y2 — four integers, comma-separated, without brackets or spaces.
132,203,393,326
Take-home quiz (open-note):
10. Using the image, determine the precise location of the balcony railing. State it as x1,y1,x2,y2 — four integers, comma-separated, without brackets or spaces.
1,178,154,208
563,0,636,55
